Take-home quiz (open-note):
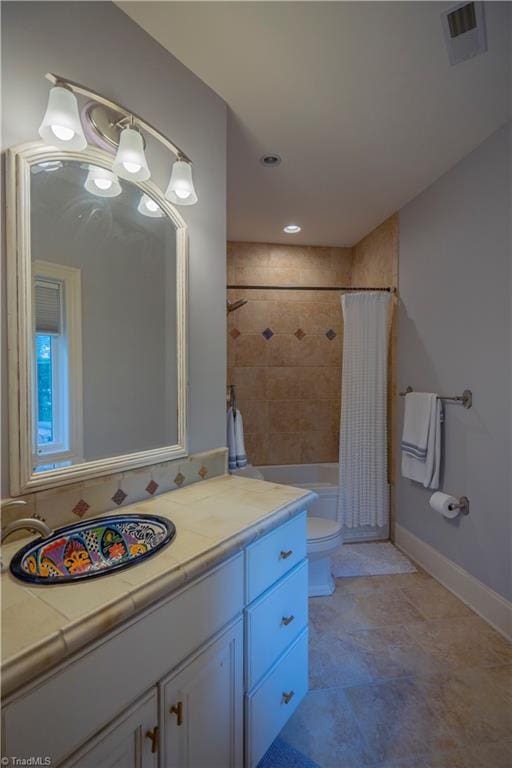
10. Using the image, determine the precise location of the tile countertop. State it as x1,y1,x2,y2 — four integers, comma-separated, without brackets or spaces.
1,475,317,698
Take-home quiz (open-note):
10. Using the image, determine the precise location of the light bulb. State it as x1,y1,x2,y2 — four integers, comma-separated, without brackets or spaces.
39,85,87,150
84,166,122,198
38,161,63,172
165,159,198,206
123,161,142,174
94,178,112,191
51,125,75,142
137,193,164,218
112,126,150,182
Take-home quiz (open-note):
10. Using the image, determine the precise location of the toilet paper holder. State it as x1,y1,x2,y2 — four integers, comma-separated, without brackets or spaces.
448,496,470,515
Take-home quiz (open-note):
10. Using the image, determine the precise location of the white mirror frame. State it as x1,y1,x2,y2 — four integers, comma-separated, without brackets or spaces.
7,141,188,495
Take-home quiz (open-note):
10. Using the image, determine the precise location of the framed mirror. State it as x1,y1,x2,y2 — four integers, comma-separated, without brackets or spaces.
7,142,188,495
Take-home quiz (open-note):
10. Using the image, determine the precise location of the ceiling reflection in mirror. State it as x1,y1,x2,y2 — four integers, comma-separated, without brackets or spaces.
30,159,178,473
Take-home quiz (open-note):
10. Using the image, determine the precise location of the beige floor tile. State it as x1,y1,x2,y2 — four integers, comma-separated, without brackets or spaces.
406,615,512,671
347,626,444,682
423,740,512,768
280,688,377,767
309,589,426,635
421,749,470,767
378,758,427,768
399,581,473,620
335,571,432,595
345,678,462,762
468,739,512,768
415,666,512,746
309,631,374,689
352,590,427,628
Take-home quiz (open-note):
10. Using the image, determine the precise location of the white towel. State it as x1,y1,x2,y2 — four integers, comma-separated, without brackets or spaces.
227,407,248,471
401,393,433,460
401,393,442,489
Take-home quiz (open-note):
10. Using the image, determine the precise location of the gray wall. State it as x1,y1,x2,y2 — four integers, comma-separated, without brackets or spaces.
1,1,227,495
397,123,511,601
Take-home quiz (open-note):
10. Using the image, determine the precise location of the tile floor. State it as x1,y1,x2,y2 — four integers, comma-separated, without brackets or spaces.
279,569,512,768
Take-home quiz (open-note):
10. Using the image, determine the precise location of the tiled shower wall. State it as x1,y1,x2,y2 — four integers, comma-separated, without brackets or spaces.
227,214,398,471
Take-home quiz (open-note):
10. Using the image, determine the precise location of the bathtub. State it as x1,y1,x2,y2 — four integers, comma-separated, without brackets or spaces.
256,462,388,542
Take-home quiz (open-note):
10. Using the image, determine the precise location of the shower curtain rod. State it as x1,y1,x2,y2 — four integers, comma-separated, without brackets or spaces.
227,284,395,292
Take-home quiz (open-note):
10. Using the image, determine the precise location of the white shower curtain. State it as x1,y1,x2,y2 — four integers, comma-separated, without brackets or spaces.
337,292,390,528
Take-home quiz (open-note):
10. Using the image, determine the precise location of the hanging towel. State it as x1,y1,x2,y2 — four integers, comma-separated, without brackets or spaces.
401,393,442,489
227,407,248,470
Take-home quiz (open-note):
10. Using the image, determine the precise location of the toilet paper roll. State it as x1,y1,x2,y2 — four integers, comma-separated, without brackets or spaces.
429,491,460,519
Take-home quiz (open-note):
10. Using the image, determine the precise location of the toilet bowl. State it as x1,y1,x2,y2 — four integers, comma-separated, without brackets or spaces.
307,517,343,597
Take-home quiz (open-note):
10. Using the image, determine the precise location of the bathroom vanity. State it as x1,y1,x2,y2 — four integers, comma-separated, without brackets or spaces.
2,130,314,767
1,476,314,767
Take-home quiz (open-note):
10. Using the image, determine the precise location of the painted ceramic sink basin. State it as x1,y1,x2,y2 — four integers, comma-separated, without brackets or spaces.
9,514,176,585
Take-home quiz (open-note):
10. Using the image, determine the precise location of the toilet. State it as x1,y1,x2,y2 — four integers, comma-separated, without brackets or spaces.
307,517,343,597
231,466,343,597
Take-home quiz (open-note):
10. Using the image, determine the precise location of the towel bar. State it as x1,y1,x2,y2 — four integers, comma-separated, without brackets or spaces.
399,386,472,409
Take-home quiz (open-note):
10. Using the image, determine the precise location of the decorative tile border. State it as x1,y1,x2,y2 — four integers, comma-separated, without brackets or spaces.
1,448,228,535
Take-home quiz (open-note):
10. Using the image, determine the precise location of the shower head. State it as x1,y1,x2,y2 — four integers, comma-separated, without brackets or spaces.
227,298,248,314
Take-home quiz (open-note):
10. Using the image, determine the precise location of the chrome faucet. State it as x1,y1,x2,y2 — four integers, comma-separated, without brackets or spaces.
0,501,53,572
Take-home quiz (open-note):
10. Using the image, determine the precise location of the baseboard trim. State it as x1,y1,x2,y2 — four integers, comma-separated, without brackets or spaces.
395,523,512,641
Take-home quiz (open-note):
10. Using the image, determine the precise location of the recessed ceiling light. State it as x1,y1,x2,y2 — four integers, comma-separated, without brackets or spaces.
260,154,282,167
283,224,301,234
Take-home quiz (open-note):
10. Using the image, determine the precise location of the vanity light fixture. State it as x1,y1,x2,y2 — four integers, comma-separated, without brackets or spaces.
283,224,301,234
112,124,150,182
39,73,198,205
165,158,198,206
138,193,164,218
39,84,87,151
84,166,122,198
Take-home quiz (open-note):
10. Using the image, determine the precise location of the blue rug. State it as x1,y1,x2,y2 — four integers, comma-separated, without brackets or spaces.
257,737,320,768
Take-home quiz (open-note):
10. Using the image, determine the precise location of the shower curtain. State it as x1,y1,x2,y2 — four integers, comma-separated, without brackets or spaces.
337,291,391,529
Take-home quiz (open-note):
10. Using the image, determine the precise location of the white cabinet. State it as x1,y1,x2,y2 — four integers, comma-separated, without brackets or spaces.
160,619,243,768
63,690,158,768
244,512,309,768
2,554,244,765
2,512,309,768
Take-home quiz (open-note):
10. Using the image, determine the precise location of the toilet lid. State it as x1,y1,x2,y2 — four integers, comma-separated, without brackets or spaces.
307,517,342,542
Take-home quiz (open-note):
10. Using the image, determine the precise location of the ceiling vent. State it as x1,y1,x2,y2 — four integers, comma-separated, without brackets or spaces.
441,2,487,65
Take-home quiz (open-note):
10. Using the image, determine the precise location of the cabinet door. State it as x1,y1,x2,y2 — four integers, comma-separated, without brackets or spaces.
161,618,243,768
63,690,158,768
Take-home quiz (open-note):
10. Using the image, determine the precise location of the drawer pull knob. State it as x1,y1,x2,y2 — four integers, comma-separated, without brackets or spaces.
282,690,295,705
281,614,295,626
145,726,159,753
279,549,293,560
170,701,184,726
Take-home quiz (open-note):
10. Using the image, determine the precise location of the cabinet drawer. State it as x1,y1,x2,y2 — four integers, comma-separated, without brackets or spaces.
245,629,308,768
246,560,308,690
245,512,307,603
